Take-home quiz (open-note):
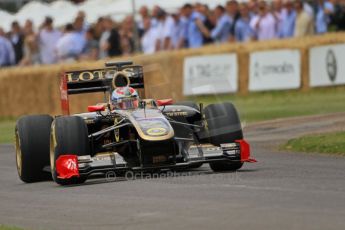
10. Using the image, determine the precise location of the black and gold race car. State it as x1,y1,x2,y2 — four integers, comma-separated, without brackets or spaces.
15,61,256,185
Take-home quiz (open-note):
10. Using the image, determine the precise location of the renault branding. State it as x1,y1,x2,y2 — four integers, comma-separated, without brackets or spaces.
326,49,337,82
310,44,345,87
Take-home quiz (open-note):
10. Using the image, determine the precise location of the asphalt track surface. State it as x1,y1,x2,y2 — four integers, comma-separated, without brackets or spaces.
1,113,345,230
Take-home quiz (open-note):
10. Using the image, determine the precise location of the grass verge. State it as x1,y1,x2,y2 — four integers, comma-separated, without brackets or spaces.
282,132,345,155
0,120,15,144
0,225,22,230
192,86,345,123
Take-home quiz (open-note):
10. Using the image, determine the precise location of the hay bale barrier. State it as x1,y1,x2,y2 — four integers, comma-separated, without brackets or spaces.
0,33,344,117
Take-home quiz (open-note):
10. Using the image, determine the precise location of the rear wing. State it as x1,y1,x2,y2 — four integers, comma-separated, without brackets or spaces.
60,61,144,115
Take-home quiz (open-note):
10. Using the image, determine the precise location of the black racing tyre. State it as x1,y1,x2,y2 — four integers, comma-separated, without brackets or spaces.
204,103,244,171
204,102,243,145
50,116,90,185
175,101,199,111
15,115,53,183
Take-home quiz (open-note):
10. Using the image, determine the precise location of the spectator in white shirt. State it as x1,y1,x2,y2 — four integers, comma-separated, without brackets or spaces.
303,1,315,18
155,9,175,51
138,6,150,36
250,1,277,40
141,17,158,54
39,17,61,64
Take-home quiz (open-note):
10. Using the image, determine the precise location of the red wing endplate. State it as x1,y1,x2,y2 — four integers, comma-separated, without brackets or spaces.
236,140,257,163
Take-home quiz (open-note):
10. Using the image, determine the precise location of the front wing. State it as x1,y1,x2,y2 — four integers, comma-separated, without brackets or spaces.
55,140,256,179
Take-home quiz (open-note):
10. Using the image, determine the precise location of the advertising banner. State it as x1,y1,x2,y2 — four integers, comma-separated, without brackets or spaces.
183,54,238,95
310,44,345,87
249,49,301,91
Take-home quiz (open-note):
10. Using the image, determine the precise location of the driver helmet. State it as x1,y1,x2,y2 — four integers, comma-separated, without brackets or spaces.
111,87,139,110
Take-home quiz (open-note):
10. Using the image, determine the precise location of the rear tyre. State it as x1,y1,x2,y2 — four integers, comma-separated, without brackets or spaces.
15,115,53,183
204,103,244,171
50,116,90,185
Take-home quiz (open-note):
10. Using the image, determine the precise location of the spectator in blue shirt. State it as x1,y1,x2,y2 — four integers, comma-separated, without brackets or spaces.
0,27,16,67
278,1,296,38
211,5,233,43
315,0,335,33
226,0,241,40
170,13,188,49
183,4,206,48
235,3,255,42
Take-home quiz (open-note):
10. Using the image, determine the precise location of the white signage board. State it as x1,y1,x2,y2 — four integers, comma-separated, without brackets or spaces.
310,44,345,87
249,49,301,91
183,54,238,96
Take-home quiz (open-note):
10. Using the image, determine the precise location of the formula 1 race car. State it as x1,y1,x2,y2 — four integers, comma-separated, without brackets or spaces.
15,61,256,185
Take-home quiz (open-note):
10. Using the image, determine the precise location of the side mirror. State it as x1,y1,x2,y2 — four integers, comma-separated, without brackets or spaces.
88,105,105,112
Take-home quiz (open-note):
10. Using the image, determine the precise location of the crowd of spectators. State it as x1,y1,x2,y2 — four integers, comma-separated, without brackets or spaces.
1,0,345,67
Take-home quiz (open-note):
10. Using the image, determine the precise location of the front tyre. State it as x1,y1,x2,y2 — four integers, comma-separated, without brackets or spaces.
50,116,90,185
15,115,53,183
209,161,243,172
204,103,244,172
